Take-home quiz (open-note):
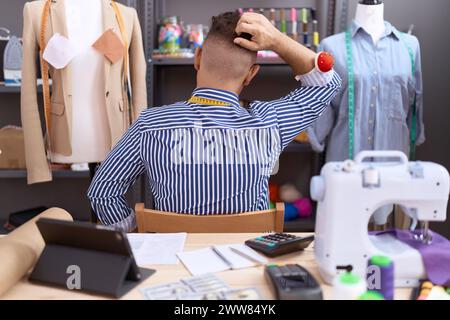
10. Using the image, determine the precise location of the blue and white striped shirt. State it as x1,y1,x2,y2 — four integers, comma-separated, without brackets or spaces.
88,69,341,231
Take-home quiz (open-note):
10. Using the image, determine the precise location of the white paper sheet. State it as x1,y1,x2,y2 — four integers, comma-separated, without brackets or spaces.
43,33,79,69
126,233,187,266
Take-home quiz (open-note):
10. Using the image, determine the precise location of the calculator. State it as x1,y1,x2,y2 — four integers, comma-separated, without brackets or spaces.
265,264,323,300
244,233,314,257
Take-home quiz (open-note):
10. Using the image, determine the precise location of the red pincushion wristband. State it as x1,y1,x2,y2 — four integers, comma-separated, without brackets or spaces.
316,51,334,73
294,51,334,81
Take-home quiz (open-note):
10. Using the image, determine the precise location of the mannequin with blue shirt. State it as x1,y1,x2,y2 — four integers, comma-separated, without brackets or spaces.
307,0,424,163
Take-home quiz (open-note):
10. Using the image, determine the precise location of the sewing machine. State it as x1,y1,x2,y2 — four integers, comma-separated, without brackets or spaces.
310,151,450,287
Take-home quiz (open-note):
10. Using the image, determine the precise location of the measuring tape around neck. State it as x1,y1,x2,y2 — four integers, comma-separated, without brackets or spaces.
188,96,231,106
39,0,131,141
344,29,417,160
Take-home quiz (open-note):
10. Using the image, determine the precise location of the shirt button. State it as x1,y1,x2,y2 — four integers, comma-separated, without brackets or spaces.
368,136,372,141
370,104,375,108
374,71,378,75
372,86,377,91
369,119,373,124
106,91,110,97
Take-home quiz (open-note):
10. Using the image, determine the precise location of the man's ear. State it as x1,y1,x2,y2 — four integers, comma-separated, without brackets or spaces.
243,64,260,86
194,47,202,71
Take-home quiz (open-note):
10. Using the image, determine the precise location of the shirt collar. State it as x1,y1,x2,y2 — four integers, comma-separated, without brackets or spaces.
191,87,241,108
351,20,401,41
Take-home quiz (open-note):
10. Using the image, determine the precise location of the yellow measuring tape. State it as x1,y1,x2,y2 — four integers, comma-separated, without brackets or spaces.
187,96,231,106
39,0,52,148
39,0,130,139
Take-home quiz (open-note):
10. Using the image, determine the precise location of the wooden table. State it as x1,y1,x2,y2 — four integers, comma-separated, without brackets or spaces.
1,233,412,300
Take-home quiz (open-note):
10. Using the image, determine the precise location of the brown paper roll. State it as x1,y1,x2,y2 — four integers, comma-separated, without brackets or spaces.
0,208,73,297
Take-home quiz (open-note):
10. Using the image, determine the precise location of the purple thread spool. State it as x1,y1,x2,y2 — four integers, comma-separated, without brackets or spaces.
293,198,313,218
367,255,394,300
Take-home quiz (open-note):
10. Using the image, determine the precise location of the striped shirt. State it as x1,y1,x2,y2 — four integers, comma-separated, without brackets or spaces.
87,69,342,231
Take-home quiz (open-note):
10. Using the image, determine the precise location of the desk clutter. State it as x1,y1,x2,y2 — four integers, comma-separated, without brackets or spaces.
0,174,449,301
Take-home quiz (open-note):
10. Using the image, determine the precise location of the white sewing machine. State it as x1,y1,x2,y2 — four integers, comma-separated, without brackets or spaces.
310,151,450,287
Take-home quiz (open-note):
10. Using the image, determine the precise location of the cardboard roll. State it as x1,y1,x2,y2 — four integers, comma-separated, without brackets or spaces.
0,208,73,297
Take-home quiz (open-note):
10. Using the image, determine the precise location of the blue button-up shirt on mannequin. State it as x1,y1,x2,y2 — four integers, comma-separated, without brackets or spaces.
308,21,424,161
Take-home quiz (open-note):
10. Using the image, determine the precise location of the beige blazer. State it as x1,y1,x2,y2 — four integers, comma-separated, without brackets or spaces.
21,0,147,184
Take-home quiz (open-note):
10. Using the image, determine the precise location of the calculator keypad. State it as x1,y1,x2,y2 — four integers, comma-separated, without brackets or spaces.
245,233,313,257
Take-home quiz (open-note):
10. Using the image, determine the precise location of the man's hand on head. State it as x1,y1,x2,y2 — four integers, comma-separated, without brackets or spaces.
235,12,318,76
234,12,286,52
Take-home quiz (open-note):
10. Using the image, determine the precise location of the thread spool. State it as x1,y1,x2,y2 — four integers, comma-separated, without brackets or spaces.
333,271,367,300
358,291,384,300
269,8,276,26
293,198,313,218
367,255,394,300
269,183,280,202
284,203,299,221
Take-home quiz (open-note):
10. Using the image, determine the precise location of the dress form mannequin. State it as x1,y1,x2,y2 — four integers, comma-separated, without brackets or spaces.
354,0,385,44
51,0,111,164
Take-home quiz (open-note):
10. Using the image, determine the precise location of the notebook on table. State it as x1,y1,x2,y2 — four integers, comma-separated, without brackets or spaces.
177,243,267,276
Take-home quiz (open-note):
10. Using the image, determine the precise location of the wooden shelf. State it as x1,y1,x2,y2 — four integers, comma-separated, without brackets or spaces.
0,85,21,93
0,85,44,94
151,56,286,66
0,169,90,179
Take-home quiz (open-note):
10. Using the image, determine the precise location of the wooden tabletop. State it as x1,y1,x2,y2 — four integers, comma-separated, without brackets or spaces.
1,233,412,300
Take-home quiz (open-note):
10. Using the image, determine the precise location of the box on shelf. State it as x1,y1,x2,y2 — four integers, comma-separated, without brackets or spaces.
0,126,26,169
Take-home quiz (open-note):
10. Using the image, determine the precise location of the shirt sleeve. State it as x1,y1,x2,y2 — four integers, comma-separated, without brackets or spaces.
87,118,145,232
306,105,336,153
250,69,342,150
304,41,342,153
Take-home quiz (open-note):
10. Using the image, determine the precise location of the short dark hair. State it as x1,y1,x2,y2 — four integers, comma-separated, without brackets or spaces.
206,11,252,45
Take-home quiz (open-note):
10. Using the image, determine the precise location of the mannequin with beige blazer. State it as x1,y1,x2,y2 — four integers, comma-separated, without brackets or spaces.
21,0,147,184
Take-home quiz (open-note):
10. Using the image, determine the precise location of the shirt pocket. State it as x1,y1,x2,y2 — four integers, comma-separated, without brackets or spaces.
385,82,407,122
50,102,65,116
